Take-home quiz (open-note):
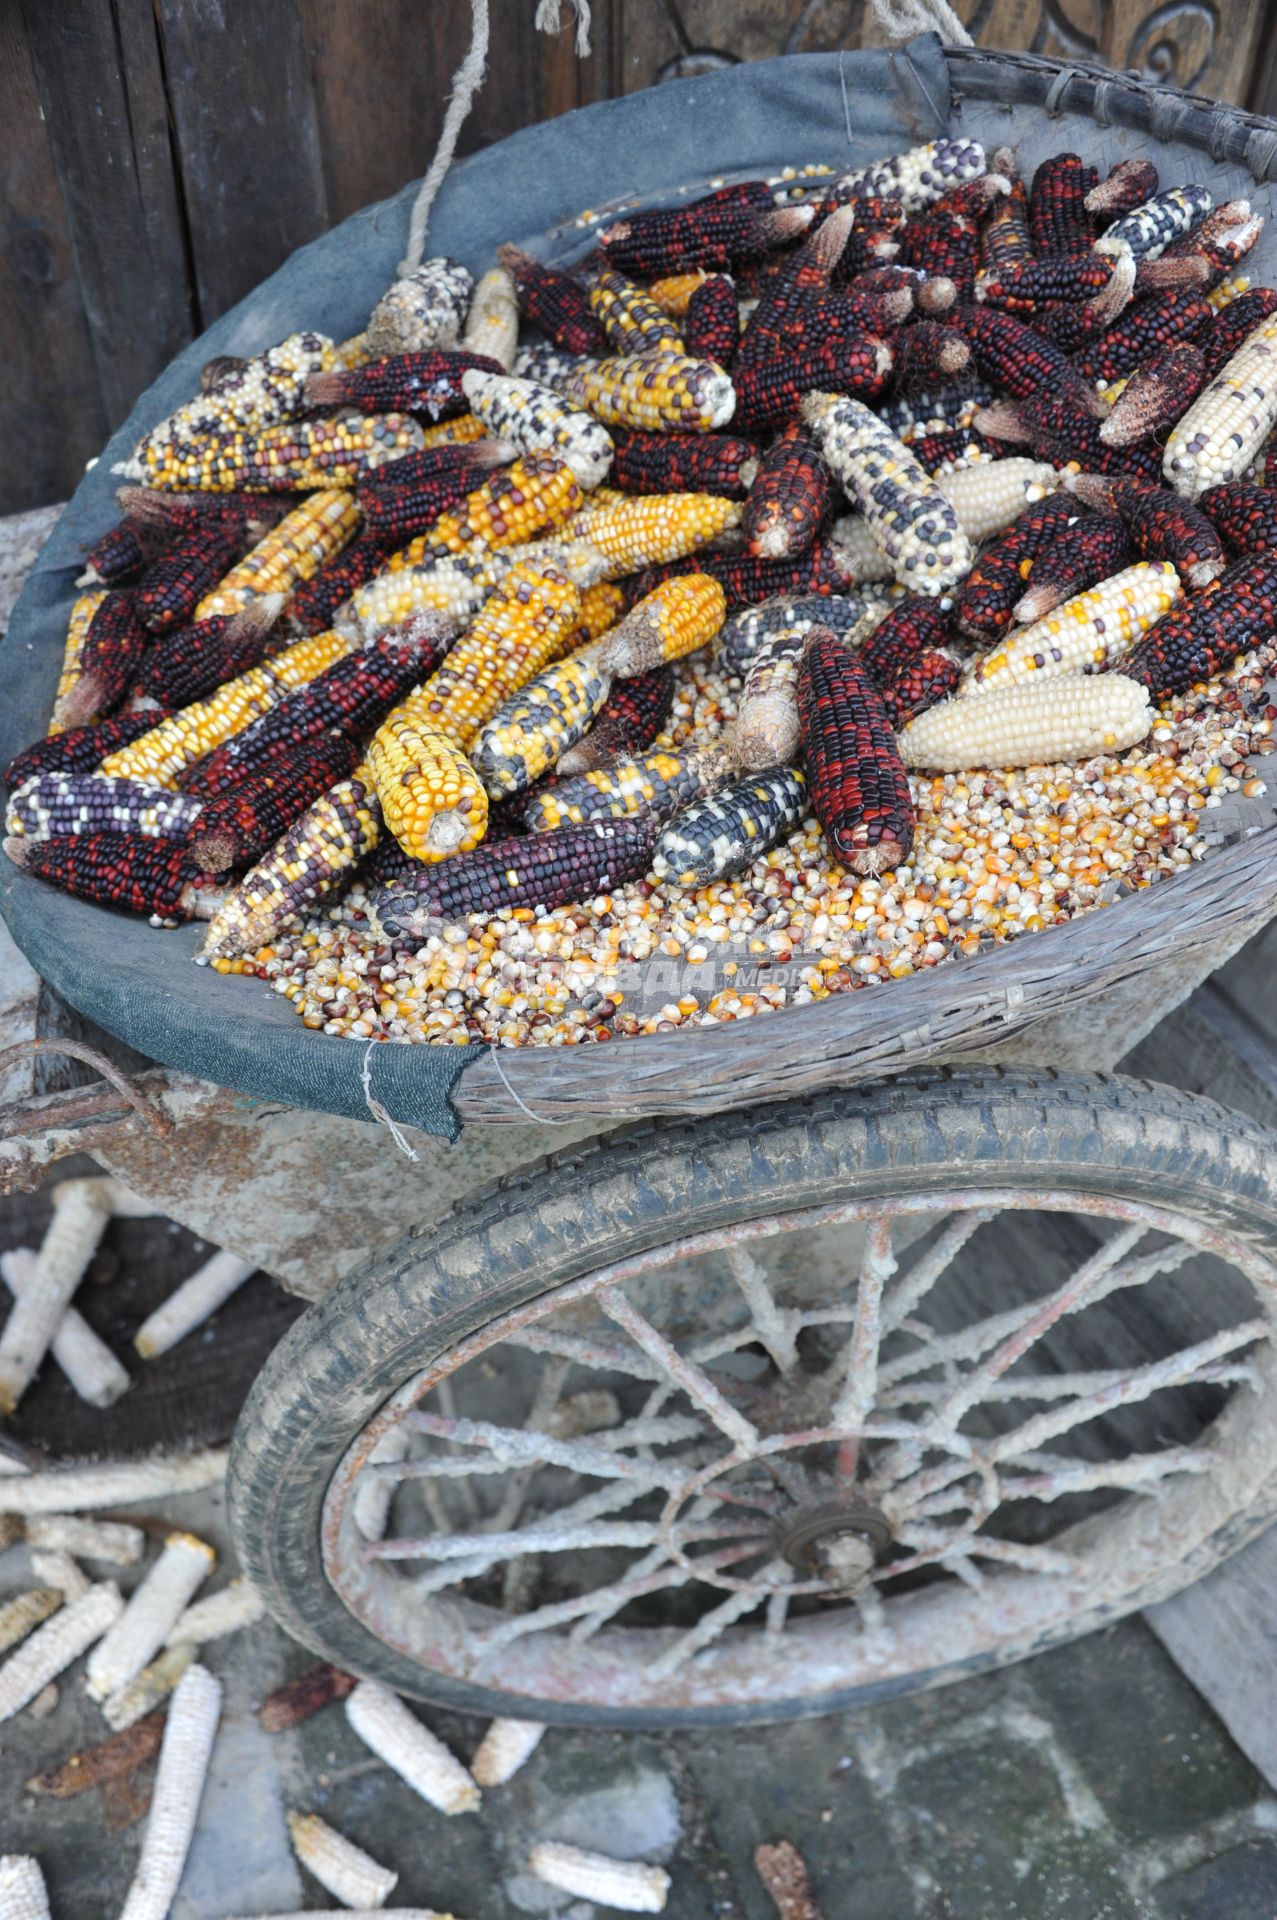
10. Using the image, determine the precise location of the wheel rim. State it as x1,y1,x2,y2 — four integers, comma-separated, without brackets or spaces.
319,1189,1277,1713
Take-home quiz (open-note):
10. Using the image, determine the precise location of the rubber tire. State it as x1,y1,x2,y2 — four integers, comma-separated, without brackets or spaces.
228,1066,1277,1729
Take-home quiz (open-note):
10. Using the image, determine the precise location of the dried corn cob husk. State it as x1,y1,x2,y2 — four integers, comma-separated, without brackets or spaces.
461,266,519,369
0,1249,130,1409
899,673,1152,769
287,1811,398,1909
117,1662,221,1920
529,1841,670,1913
26,1516,144,1564
470,1717,546,1788
0,1582,122,1723
86,1532,215,1701
345,1679,480,1814
27,1708,166,1797
258,1663,356,1734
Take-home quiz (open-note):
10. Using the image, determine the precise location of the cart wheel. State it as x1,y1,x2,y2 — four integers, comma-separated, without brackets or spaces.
229,1067,1277,1729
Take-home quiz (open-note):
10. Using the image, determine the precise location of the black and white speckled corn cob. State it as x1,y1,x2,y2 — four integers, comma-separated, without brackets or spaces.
719,591,865,675
523,745,719,830
5,773,204,844
823,139,986,215
733,627,807,769
365,259,474,357
1095,185,1212,261
651,766,807,885
556,666,674,775
461,369,613,488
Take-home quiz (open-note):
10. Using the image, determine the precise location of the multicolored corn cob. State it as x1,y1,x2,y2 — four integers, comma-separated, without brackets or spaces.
1198,480,1277,557
134,521,244,635
825,139,987,215
1097,343,1206,448
471,647,614,796
720,591,865,675
135,600,284,708
79,520,151,588
732,627,806,769
737,208,858,360
899,208,980,300
971,559,1181,687
1035,254,1138,354
743,423,833,560
460,370,612,489
1199,286,1277,375
1122,551,1277,696
496,245,606,355
48,590,106,734
610,428,757,499
877,647,962,730
523,745,717,830
856,595,952,684
796,629,914,874
56,592,149,729
567,492,740,577
5,773,204,844
892,320,972,388
683,275,739,368
574,579,628,641
129,332,335,460
628,538,860,613
304,349,501,421
556,666,674,774
1072,289,1212,383
5,833,223,924
950,496,1078,641
187,729,362,872
367,706,488,862
732,338,893,430
1095,185,1212,261
1086,159,1159,220
400,452,584,563
194,491,361,620
1009,513,1132,622
975,252,1116,314
596,203,811,277
365,260,473,357
1162,314,1277,496
651,767,806,886
980,153,1032,271
559,351,736,434
4,710,163,796
124,414,424,492
1071,476,1227,587
802,392,973,594
347,550,503,637
898,673,1152,770
355,442,512,548
945,304,1096,405
1028,154,1097,257
280,531,395,636
907,426,1001,472
461,266,520,370
418,411,493,449
589,269,684,355
597,575,726,677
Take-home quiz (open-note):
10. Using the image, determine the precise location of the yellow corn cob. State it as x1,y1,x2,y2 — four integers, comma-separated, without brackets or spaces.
126,414,423,492
967,561,1183,690
335,331,374,367
589,269,685,354
597,574,727,676
471,646,614,795
418,412,489,449
1098,377,1129,408
576,580,627,641
1206,274,1251,311
1164,314,1277,496
936,457,1062,542
49,592,106,737
101,630,351,786
647,272,712,317
367,714,488,861
461,267,520,371
565,493,742,579
898,673,1153,771
194,491,360,620
392,453,584,566
561,351,736,433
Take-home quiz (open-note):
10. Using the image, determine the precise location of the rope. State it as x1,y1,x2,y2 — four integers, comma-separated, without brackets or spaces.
869,0,974,46
361,1041,420,1161
399,0,593,276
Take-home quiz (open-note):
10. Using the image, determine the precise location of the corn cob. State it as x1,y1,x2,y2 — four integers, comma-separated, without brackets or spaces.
654,764,808,886
1009,393,1163,483
971,559,1181,689
598,574,725,677
0,1856,51,1920
1096,184,1212,260
355,450,512,552
597,203,811,278
824,282,916,339
802,392,973,594
683,275,739,369
610,428,757,498
101,630,350,786
557,666,674,773
647,271,713,316
130,332,335,460
1199,286,1277,376
559,350,736,434
892,320,972,388
797,630,914,874
134,523,243,636
460,369,612,490
418,410,492,449
188,730,361,871
1161,202,1263,289
5,834,223,923
980,154,1032,272
79,520,150,588
1122,550,1277,695
899,207,980,299
348,550,503,637
194,491,361,621
364,259,472,357
855,595,952,683
733,339,893,432
48,590,107,734
6,772,203,845
575,578,627,639
278,531,392,636
944,304,1095,409
834,203,911,282
1009,513,1132,622
720,590,865,675
826,138,987,215
950,497,1078,641
878,646,962,729
937,456,1066,540
1028,154,1097,257
1199,479,1277,556
401,452,584,563
200,770,380,959
733,627,805,769
1036,255,1139,355
975,253,1117,316
471,647,614,796
566,492,740,577
1071,289,1212,383
1086,158,1159,219
629,538,860,612
366,705,488,860
1162,314,1277,496
737,209,858,359
56,592,149,729
1095,342,1206,449
5,711,163,796
899,671,1152,769
496,244,606,354
524,744,716,830
304,348,501,421
743,423,833,560
589,269,683,355
461,266,519,370
1072,475,1226,587
908,425,1001,473
126,414,423,492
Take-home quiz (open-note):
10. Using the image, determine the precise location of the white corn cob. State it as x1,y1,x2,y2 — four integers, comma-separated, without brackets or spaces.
802,392,973,595
967,561,1182,690
287,1811,398,1909
26,1514,145,1564
461,267,520,370
0,1590,61,1657
27,1682,59,1720
52,1173,155,1215
118,1662,221,1920
0,1857,50,1920
733,629,804,770
1163,314,1277,496
899,673,1152,771
0,1249,130,1408
825,137,986,213
0,1582,122,1723
166,1578,265,1648
133,1251,257,1359
463,369,614,489
29,1550,90,1601
345,1679,480,1815
350,553,499,640
0,1448,227,1514
102,1644,197,1733
87,1532,215,1701
826,515,895,584
936,458,1062,542
471,1717,546,1787
0,1180,114,1413
365,258,473,357
529,1841,670,1913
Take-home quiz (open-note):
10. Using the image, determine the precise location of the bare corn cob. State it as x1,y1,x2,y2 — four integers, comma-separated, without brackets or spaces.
48,592,107,735
1163,314,1277,496
462,266,519,370
127,415,423,493
797,630,915,874
136,522,243,635
598,575,726,676
56,592,149,729
611,429,757,498
1121,550,1277,695
5,835,223,924
497,244,607,354
651,766,806,886
6,774,204,845
1095,184,1212,260
590,269,683,354
567,493,740,577
1010,513,1132,622
878,646,962,729
129,332,335,461
899,673,1152,768
462,370,612,488
684,274,739,368
560,352,736,433
187,731,362,871
557,666,674,773
4,711,163,796
471,648,614,795
524,745,717,830
970,559,1181,688
732,628,805,769
743,423,833,560
365,259,473,357
193,491,360,621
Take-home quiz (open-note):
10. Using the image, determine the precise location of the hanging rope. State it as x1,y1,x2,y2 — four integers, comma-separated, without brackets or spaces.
870,0,974,46
399,0,594,277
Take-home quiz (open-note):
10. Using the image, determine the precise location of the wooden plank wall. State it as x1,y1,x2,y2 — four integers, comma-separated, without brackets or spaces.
3,0,1275,514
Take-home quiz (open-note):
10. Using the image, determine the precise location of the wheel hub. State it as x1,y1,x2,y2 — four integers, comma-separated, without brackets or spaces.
776,1494,895,1592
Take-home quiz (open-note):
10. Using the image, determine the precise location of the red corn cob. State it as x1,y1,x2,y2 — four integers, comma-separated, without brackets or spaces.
683,275,740,368
1121,551,1277,696
1068,475,1225,587
4,710,167,795
627,539,858,613
1265,443,1277,491
556,666,674,775
1013,390,1162,482
980,155,1033,272
951,495,1078,640
908,425,1004,473
304,349,502,420
4,832,222,922
356,446,510,547
877,646,961,730
732,338,893,431
946,304,1095,404
79,521,151,588
848,263,956,315
497,244,607,354
797,628,915,874
743,422,834,560
57,592,150,729
1011,513,1131,622
610,429,759,498
135,521,244,636
831,206,906,282
1098,343,1206,447
1086,158,1159,220
1071,288,1213,383
1028,154,1097,258
280,531,390,637
1036,253,1138,354
116,487,290,546
737,207,857,366
830,282,915,335
1200,288,1277,377
893,319,972,387
187,730,362,872
135,600,283,707
1198,482,1277,558
596,201,811,277
856,596,953,685
899,209,979,299
976,253,1115,314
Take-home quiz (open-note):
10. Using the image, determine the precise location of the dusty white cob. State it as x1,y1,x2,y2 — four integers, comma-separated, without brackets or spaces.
102,1644,197,1732
118,1661,221,1920
351,1426,409,1541
802,392,973,595
0,1448,227,1515
1163,314,1277,496
529,1841,670,1912
28,1550,90,1601
461,266,520,370
826,136,986,213
899,673,1153,771
166,1578,265,1648
133,1251,257,1359
365,259,473,357
470,1716,546,1787
0,1589,61,1657
86,1532,215,1701
967,561,1183,689
0,1249,130,1408
0,1581,122,1722
349,552,498,640
936,458,1062,542
25,1514,145,1564
827,514,895,584
0,1179,114,1413
345,1679,480,1815
462,369,614,489
287,1811,398,1909
0,1857,50,1920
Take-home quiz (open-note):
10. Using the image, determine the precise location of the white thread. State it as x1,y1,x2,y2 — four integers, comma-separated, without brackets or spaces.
870,0,974,46
361,1042,421,1161
536,0,593,56
489,1043,575,1125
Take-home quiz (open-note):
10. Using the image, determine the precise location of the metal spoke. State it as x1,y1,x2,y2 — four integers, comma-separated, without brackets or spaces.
877,1357,1257,1410
643,1565,782,1680
402,1409,692,1491
993,1447,1216,1506
725,1248,800,1372
598,1286,760,1449
831,1217,897,1466
509,1326,666,1382
377,1415,705,1480
477,1541,768,1654
371,1513,765,1566
880,1209,995,1335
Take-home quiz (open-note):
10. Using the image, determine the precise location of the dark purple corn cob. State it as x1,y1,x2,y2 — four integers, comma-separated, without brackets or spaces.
4,709,165,795
57,591,150,729
1011,514,1131,623
5,772,204,844
946,304,1094,404
738,207,856,365
80,520,151,587
136,521,243,635
556,666,675,775
4,832,221,921
1198,481,1277,558
357,448,510,548
830,201,906,281
1037,253,1138,353
281,532,390,637
845,262,952,313
1086,158,1159,221
497,245,606,354
893,319,972,388
980,157,1033,273
857,597,953,685
1072,289,1213,382
951,495,1078,641
1028,154,1097,258
900,210,979,299
628,540,858,613
187,730,362,872
1015,391,1162,481
908,426,1005,473
1200,288,1277,377
683,275,740,368
1078,476,1226,587
976,253,1115,314
797,628,915,875
135,601,282,707
596,201,810,277
732,338,892,431
743,422,833,560
611,429,759,498
877,647,961,730
305,349,503,420
1098,343,1207,448
1122,551,1277,697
